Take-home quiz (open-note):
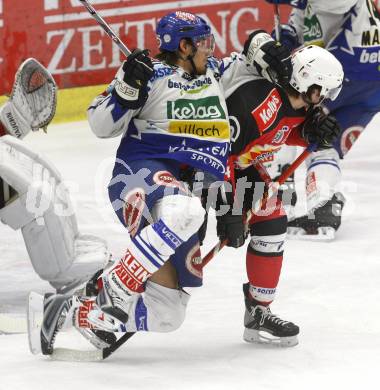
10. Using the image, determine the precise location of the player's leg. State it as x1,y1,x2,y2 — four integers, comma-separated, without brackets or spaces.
288,81,380,240
264,145,298,220
241,168,299,347
30,159,205,355
288,105,380,239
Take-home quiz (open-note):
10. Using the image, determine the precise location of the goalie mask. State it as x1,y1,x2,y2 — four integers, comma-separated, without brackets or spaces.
290,45,344,102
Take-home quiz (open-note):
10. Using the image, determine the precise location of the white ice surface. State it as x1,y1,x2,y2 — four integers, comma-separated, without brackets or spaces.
1,114,380,390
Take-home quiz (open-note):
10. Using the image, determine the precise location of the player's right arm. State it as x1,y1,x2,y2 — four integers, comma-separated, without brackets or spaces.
88,49,153,139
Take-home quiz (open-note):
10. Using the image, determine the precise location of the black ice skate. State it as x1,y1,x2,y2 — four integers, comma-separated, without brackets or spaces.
27,292,117,356
27,292,73,355
243,283,299,347
287,192,345,241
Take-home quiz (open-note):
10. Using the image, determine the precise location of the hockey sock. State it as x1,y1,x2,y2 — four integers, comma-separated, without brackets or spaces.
246,244,283,306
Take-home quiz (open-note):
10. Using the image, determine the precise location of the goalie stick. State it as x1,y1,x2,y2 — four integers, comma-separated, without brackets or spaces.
0,314,28,334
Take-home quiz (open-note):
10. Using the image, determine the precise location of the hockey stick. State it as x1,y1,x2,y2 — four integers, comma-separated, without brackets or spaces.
46,146,313,361
273,1,281,41
201,143,316,268
79,0,131,57
50,331,135,362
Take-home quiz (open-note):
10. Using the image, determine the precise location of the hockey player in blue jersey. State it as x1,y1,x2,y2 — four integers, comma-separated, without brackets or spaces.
27,11,294,355
265,0,380,240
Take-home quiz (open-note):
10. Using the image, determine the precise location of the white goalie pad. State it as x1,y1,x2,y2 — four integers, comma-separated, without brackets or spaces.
0,58,57,138
0,136,108,289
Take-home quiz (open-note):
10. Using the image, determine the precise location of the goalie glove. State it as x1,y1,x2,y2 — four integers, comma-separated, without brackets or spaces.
243,30,292,88
0,58,57,138
113,49,154,109
302,108,342,150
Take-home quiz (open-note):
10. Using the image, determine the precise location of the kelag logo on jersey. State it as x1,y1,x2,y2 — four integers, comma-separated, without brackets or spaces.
251,88,282,133
303,4,323,45
167,96,226,120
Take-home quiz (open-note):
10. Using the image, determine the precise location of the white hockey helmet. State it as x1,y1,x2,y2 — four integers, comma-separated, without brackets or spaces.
290,45,344,101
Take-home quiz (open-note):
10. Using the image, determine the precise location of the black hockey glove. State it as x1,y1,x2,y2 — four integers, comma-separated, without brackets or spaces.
302,108,342,150
271,24,300,52
215,184,247,248
243,30,292,88
113,48,154,109
217,213,246,248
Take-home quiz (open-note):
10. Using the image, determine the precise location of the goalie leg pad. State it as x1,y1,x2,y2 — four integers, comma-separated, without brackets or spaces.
0,137,107,288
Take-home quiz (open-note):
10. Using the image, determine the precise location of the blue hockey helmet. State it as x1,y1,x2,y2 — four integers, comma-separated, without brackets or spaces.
156,11,213,52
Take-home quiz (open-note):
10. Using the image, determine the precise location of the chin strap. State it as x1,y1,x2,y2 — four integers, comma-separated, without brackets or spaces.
187,55,198,78
301,92,314,106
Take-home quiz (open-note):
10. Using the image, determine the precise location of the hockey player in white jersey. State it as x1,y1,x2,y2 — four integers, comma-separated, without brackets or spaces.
264,0,380,240
27,11,294,356
0,59,108,297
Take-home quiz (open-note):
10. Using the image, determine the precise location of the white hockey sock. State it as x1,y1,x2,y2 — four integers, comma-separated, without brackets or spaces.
305,148,341,212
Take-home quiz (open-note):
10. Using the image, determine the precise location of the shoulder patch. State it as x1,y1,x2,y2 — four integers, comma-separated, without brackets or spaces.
151,61,175,82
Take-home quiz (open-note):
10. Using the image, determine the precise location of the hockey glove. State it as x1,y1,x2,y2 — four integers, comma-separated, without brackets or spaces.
302,108,342,150
215,184,247,248
113,49,154,109
271,24,300,52
264,0,307,9
243,31,292,88
217,213,247,248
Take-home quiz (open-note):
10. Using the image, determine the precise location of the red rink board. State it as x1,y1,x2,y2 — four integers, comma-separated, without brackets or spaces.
0,0,379,95
0,0,282,94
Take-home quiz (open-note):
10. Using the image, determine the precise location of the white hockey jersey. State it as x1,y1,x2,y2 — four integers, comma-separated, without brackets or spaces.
88,55,254,180
289,0,380,80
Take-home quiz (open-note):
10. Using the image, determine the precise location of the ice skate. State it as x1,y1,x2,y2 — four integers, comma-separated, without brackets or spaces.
287,192,345,241
27,292,73,355
242,284,299,347
27,292,117,355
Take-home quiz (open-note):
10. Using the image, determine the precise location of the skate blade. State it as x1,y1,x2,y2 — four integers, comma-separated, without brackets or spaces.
243,328,298,348
287,226,335,242
27,292,44,355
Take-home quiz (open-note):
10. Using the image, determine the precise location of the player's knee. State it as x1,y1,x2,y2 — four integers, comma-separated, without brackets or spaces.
155,194,205,240
249,215,287,254
250,214,287,236
145,281,190,332
307,148,340,166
